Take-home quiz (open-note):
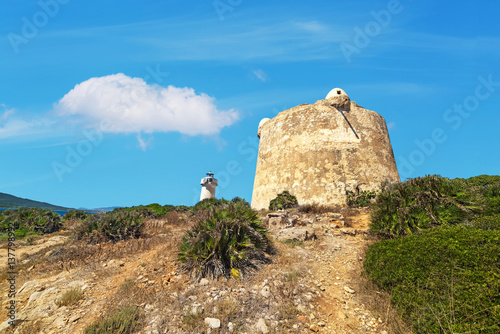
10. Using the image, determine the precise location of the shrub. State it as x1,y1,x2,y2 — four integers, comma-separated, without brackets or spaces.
174,205,190,213
370,175,473,238
63,210,89,221
178,201,272,280
347,190,376,207
55,287,83,307
281,238,304,248
449,175,500,216
298,203,338,214
470,214,500,230
111,203,175,218
269,191,298,211
364,225,500,334
190,198,230,214
231,196,250,207
0,208,62,238
84,306,143,334
482,183,500,216
73,211,144,243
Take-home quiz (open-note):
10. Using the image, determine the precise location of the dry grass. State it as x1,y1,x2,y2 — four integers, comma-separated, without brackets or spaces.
55,287,84,307
19,231,180,279
143,212,191,235
15,320,43,334
84,305,143,334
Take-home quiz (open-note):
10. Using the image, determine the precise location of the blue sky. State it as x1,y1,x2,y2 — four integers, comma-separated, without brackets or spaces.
1,0,499,209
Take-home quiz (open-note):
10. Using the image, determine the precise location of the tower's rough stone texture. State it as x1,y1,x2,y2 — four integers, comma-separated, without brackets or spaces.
251,88,400,210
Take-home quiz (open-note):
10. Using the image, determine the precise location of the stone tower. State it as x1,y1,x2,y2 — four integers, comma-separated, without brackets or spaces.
251,88,400,210
200,171,218,201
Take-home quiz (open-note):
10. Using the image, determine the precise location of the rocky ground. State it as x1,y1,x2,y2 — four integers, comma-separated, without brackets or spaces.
0,209,406,333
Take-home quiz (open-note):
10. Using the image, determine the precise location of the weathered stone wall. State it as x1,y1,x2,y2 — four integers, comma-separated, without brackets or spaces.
251,89,400,210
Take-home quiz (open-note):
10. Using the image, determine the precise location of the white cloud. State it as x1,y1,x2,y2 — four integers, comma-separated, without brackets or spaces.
137,133,153,151
0,104,15,122
252,69,268,82
0,104,55,140
387,121,396,130
55,73,239,136
294,21,329,33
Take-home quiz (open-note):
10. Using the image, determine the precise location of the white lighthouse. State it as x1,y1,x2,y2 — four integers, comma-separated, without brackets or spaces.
200,171,218,201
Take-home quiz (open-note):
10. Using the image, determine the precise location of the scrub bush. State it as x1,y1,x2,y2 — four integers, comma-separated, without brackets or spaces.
364,225,500,334
178,201,272,280
73,211,144,243
370,175,473,238
0,208,62,238
269,191,298,211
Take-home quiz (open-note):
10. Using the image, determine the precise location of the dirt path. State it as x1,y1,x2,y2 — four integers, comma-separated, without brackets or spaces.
285,212,388,334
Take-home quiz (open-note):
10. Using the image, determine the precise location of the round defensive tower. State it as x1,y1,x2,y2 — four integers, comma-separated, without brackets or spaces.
251,88,400,210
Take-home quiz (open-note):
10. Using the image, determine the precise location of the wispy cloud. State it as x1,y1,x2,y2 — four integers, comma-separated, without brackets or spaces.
36,18,350,62
0,104,15,121
0,113,56,140
252,69,269,82
350,82,436,96
0,173,54,189
294,21,329,33
137,133,153,151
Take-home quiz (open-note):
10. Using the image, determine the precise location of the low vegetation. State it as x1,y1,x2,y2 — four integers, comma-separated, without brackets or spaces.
190,198,230,214
370,175,477,238
111,203,181,218
347,189,376,208
365,174,500,333
298,203,339,214
84,306,143,334
55,287,84,307
269,191,298,211
364,225,500,333
63,210,89,221
73,211,145,243
178,200,272,280
281,238,304,248
0,208,62,238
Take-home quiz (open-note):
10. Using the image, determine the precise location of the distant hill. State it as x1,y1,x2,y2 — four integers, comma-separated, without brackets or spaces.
77,206,120,212
0,192,71,210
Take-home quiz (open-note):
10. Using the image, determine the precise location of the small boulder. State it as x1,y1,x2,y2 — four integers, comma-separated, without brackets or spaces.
256,318,269,333
344,286,355,294
310,324,320,332
260,286,271,298
204,317,221,329
340,228,356,236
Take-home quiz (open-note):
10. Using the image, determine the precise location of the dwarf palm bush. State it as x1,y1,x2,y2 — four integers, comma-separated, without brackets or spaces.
112,203,174,218
178,201,272,280
370,175,473,238
269,191,298,211
63,210,89,221
190,198,230,214
470,214,500,230
347,190,376,207
0,208,62,237
73,211,144,243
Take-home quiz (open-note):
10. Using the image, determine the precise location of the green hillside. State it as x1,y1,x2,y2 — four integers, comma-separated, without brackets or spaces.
0,192,71,210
